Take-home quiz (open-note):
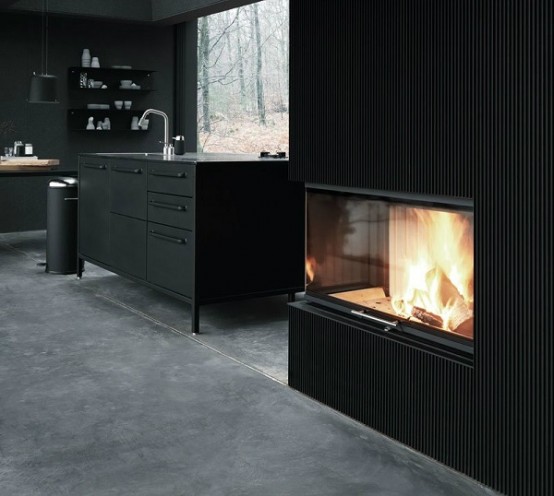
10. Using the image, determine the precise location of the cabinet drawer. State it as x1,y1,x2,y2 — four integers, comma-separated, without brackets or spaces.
110,213,146,279
148,164,194,197
79,158,110,264
147,222,193,297
110,160,147,219
148,192,194,230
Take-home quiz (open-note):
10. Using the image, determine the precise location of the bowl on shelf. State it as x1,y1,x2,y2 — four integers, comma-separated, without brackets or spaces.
91,81,103,89
120,80,132,88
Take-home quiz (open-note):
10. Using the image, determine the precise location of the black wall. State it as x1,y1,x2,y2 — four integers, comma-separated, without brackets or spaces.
290,1,553,495
0,12,175,232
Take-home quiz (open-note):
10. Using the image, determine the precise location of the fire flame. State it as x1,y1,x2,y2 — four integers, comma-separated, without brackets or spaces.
305,256,317,284
390,208,474,337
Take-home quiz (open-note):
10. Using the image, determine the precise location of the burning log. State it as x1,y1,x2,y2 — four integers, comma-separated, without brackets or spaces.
426,267,473,334
411,306,443,328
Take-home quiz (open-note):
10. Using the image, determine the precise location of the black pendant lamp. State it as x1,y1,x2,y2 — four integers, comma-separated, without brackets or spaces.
28,0,58,103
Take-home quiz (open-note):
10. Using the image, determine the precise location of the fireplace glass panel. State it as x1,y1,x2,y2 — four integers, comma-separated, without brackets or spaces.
306,190,474,341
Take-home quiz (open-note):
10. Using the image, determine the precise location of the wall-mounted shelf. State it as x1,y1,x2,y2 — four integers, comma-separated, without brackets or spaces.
68,67,155,91
68,66,155,132
67,109,149,131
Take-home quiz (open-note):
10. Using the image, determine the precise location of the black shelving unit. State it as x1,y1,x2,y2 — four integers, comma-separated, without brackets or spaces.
67,67,155,131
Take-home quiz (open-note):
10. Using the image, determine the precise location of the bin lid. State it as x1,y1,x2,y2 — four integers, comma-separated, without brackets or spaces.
49,177,78,188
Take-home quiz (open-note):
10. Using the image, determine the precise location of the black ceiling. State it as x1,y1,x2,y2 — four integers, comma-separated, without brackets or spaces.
0,0,258,24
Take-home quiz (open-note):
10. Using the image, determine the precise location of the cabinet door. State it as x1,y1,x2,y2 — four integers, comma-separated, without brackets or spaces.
79,158,110,264
110,159,147,219
148,163,194,197
110,213,146,279
147,222,193,296
148,192,194,230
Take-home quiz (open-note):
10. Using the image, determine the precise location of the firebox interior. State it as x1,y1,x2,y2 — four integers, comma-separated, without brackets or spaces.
306,187,474,353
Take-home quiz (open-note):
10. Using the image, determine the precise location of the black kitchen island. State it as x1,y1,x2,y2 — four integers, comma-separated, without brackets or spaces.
78,152,305,333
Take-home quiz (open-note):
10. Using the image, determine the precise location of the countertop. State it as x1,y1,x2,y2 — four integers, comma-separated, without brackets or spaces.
79,152,288,164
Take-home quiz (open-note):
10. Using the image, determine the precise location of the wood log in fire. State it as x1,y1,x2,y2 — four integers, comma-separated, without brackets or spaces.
411,306,443,328
426,267,473,333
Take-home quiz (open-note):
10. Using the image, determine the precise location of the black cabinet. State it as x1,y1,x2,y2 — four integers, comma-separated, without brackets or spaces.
78,154,305,333
110,214,146,279
148,192,194,230
147,222,193,296
110,160,147,219
79,157,110,264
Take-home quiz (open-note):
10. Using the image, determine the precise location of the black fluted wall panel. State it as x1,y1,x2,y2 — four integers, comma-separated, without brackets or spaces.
474,1,553,495
289,304,475,476
290,0,482,198
290,1,553,495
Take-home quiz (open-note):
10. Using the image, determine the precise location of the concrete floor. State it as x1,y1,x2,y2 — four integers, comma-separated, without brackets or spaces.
0,231,498,496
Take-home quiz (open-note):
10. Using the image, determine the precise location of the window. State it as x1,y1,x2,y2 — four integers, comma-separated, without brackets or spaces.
197,0,289,153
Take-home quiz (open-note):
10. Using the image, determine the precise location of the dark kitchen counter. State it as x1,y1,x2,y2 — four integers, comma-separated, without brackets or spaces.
79,152,288,164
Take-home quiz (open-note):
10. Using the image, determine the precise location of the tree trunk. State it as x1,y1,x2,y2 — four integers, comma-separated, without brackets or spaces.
252,3,266,126
236,9,246,110
199,16,211,133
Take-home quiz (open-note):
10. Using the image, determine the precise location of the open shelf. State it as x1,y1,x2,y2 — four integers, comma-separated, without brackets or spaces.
67,109,149,132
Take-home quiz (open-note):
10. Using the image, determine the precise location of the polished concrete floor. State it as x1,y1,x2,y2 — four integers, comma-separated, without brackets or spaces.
0,231,498,496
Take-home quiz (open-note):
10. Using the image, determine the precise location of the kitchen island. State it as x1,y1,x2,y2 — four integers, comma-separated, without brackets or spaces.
78,152,305,333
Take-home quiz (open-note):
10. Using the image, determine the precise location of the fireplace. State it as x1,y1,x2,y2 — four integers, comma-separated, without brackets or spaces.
305,186,474,357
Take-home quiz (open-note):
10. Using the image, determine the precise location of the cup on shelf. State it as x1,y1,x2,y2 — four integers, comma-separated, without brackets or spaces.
139,119,149,131
91,81,103,89
120,80,132,88
131,116,139,130
124,100,132,110
114,100,123,110
91,57,100,68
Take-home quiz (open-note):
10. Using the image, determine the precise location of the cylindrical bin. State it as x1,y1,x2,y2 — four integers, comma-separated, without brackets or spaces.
46,177,78,274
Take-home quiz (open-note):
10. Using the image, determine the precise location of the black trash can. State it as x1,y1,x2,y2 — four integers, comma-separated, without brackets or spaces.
46,177,78,274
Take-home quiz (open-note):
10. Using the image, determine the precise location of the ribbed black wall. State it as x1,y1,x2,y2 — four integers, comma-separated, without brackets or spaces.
289,304,475,476
290,1,553,495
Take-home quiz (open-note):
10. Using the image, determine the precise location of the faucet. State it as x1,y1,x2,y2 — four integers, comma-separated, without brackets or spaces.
138,109,174,156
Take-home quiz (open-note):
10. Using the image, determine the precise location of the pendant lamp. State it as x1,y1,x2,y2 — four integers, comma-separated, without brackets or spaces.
28,0,58,103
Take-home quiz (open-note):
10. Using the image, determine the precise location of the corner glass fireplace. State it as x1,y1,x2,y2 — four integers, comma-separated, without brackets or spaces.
306,186,474,354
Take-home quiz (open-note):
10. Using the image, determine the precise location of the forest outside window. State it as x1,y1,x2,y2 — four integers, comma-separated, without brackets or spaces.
197,0,289,153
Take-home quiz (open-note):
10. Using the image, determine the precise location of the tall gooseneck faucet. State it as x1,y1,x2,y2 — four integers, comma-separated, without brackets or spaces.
138,108,174,156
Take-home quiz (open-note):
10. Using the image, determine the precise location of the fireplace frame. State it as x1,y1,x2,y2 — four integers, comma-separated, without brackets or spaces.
305,184,474,361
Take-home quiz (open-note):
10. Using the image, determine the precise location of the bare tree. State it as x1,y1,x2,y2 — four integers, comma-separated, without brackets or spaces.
252,3,266,126
199,16,211,133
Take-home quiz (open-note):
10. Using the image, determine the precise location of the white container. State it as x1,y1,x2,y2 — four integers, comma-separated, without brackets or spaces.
114,100,123,110
124,100,132,110
86,117,95,130
25,143,33,155
81,49,91,67
91,57,100,68
131,116,139,130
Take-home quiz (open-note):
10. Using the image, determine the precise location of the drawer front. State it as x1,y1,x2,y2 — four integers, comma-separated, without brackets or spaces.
110,160,147,219
148,192,194,230
110,213,146,279
147,222,193,297
79,158,110,264
148,164,194,197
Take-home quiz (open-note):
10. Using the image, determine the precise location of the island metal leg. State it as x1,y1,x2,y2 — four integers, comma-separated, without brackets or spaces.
191,302,199,334
77,258,84,279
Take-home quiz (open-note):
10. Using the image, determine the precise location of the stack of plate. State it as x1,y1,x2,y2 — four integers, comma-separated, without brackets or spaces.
87,104,110,109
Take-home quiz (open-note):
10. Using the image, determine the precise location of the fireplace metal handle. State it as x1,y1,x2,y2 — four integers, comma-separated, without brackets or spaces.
351,310,399,330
